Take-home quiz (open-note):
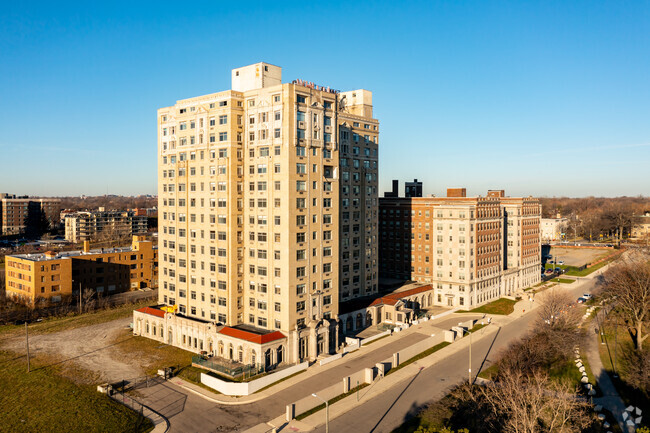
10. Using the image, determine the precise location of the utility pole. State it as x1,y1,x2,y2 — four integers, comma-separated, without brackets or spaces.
25,322,30,373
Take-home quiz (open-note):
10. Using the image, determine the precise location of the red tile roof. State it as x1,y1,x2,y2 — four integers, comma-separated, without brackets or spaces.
218,327,286,345
385,284,433,300
368,285,433,307
136,306,166,318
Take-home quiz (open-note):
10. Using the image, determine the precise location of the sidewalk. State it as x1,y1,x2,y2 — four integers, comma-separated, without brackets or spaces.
584,321,626,431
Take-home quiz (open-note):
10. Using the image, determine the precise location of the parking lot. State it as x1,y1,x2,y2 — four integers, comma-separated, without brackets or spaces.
546,246,610,267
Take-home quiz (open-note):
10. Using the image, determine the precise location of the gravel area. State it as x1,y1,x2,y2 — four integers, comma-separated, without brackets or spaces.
1,317,143,383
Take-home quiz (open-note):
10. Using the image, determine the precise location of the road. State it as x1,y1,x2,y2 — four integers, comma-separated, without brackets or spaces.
134,277,597,433
312,278,598,433
137,314,480,432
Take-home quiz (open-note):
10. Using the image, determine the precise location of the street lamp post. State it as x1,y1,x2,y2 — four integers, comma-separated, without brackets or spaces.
459,323,472,384
312,393,329,433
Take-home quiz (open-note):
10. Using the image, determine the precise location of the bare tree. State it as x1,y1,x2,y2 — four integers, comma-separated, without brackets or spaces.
455,368,592,433
603,256,650,351
82,288,96,313
535,289,582,331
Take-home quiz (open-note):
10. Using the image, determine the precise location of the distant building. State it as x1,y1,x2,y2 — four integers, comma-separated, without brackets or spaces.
384,180,400,198
4,236,157,306
631,211,650,240
379,188,541,308
64,209,148,243
541,218,568,242
404,179,422,198
0,194,61,237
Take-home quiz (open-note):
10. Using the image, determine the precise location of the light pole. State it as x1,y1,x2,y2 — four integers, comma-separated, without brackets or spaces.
312,393,329,433
459,323,472,384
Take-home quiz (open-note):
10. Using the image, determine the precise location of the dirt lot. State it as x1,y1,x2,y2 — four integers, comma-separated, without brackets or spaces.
548,246,610,267
1,317,143,383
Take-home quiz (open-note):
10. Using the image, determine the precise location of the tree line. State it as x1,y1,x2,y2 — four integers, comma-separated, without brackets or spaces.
539,196,650,241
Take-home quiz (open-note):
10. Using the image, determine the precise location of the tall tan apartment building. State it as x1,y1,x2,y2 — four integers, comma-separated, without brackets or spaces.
379,188,541,309
0,194,61,236
134,63,378,367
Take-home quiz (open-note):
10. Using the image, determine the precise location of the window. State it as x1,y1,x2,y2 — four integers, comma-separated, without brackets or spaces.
297,95,306,103
296,146,306,156
296,163,306,174
296,301,306,312
219,115,227,124
296,181,306,191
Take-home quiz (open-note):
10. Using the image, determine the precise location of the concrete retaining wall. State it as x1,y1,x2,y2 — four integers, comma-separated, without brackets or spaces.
319,353,343,366
360,330,391,346
201,361,309,396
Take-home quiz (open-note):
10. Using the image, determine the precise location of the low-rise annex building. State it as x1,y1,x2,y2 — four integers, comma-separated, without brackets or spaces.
4,236,157,306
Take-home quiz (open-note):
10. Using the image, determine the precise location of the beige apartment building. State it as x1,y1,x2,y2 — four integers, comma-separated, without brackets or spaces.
379,189,541,309
134,62,378,368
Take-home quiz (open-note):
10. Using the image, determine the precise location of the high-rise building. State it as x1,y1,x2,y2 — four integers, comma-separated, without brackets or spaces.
0,194,61,237
134,62,378,367
379,188,541,308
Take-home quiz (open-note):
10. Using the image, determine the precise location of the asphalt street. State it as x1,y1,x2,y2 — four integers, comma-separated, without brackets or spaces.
311,277,598,433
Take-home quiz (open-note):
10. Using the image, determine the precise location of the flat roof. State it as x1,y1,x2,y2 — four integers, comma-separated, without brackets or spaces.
8,244,156,262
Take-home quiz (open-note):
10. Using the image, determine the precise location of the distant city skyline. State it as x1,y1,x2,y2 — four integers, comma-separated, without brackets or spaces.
1,1,649,197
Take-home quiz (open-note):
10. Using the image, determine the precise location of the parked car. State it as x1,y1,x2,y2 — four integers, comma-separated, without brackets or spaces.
558,260,565,265
583,293,592,299
545,269,554,274
576,297,586,304
554,267,562,273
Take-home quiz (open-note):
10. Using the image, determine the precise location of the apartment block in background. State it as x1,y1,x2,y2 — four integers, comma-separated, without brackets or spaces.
404,179,423,198
5,236,157,306
379,188,541,309
0,194,61,237
134,62,378,368
64,209,148,242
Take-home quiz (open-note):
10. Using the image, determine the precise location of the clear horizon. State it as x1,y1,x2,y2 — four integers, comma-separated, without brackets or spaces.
1,1,648,197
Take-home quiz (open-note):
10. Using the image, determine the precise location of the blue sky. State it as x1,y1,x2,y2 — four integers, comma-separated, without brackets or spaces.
1,1,648,197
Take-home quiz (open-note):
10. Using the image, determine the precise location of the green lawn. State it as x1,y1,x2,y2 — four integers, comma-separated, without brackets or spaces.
552,278,575,284
463,298,518,315
296,383,369,421
0,350,152,433
387,341,451,376
0,299,154,337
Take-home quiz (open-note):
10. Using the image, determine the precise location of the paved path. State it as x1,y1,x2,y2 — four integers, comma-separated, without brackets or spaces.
585,318,627,431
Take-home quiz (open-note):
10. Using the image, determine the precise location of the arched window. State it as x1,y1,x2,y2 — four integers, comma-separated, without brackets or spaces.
251,350,257,365
145,321,150,334
238,346,243,363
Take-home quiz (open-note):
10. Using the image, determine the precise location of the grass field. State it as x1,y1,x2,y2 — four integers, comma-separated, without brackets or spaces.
0,350,152,433
552,278,575,284
0,299,153,337
111,328,194,376
463,298,517,315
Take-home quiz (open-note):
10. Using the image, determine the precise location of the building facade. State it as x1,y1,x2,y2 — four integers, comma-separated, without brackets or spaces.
0,194,61,237
135,62,379,367
404,179,423,198
379,188,541,309
64,209,148,242
5,236,157,306
540,217,568,242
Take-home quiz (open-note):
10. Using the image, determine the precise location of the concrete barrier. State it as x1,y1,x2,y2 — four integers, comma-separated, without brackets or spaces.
444,330,456,342
342,343,360,354
201,361,309,396
319,353,343,366
359,330,391,346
